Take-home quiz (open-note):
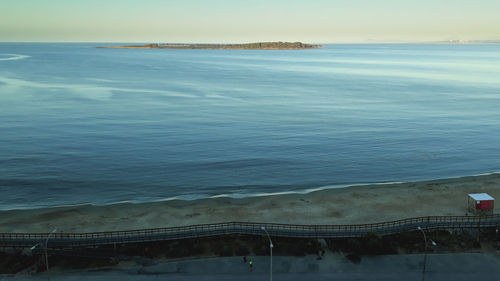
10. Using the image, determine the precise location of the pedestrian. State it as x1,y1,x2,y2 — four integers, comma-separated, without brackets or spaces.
249,259,253,272
243,256,247,263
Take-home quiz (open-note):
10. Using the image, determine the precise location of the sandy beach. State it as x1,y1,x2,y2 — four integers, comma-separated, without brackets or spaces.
1,174,499,233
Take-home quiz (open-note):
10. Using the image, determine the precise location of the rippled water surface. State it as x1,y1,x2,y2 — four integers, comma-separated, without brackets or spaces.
1,43,500,209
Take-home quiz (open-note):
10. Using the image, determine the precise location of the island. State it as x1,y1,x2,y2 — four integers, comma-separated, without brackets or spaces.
98,42,322,50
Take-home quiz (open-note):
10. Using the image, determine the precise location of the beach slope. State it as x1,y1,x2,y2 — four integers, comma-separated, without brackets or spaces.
1,174,499,233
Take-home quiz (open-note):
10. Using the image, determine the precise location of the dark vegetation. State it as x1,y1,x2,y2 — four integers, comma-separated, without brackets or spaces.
327,229,493,263
0,251,35,274
103,42,322,49
2,228,500,274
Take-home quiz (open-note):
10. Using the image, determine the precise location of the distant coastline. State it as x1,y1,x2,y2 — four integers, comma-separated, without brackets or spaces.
434,40,500,44
401,40,500,44
98,42,322,50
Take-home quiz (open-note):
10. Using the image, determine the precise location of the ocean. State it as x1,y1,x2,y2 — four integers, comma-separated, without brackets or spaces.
1,43,500,210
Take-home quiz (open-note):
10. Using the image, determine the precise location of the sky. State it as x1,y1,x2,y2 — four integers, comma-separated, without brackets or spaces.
1,0,500,43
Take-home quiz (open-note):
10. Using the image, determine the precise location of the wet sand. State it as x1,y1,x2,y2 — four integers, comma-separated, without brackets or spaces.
1,174,499,233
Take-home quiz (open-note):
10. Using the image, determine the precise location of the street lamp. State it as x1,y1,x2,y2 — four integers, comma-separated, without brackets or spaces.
31,229,56,281
44,229,57,273
261,226,273,281
417,227,436,281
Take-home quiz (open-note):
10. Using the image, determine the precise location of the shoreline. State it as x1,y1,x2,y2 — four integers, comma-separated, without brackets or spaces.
2,173,500,233
3,171,499,212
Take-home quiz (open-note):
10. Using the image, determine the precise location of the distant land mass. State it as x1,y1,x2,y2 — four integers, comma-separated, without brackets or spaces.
99,42,322,50
431,39,500,44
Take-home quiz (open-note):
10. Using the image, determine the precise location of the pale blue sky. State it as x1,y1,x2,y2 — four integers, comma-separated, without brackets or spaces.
1,0,499,42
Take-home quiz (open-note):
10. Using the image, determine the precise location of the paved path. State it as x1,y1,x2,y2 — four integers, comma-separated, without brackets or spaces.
4,252,500,281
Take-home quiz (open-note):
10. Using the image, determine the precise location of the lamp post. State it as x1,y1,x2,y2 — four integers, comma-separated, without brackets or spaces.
44,229,57,274
31,229,56,281
261,226,273,281
417,227,436,281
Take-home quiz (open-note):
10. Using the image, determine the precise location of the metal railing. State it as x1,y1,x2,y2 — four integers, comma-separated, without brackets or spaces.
1,214,499,248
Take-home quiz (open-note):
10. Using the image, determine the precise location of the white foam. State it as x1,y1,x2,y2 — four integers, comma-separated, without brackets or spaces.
153,171,500,202
2,172,500,211
0,54,30,61
0,76,197,101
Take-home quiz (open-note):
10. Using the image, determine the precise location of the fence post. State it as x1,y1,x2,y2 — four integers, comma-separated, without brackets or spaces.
477,217,481,243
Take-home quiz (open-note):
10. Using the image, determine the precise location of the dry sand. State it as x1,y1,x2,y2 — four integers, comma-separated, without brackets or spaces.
1,174,499,233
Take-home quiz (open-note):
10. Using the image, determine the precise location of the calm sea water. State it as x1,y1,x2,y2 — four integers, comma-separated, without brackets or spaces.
1,43,500,210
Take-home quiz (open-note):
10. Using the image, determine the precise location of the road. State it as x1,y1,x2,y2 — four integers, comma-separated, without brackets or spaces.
4,252,500,281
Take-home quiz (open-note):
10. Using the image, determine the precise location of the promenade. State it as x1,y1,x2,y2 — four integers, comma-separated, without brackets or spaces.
1,215,500,248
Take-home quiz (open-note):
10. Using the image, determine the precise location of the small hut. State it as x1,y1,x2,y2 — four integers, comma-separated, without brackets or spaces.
468,193,494,215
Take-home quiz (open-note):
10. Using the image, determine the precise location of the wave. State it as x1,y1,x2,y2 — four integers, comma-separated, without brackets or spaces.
178,171,500,201
0,54,30,61
3,171,499,212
